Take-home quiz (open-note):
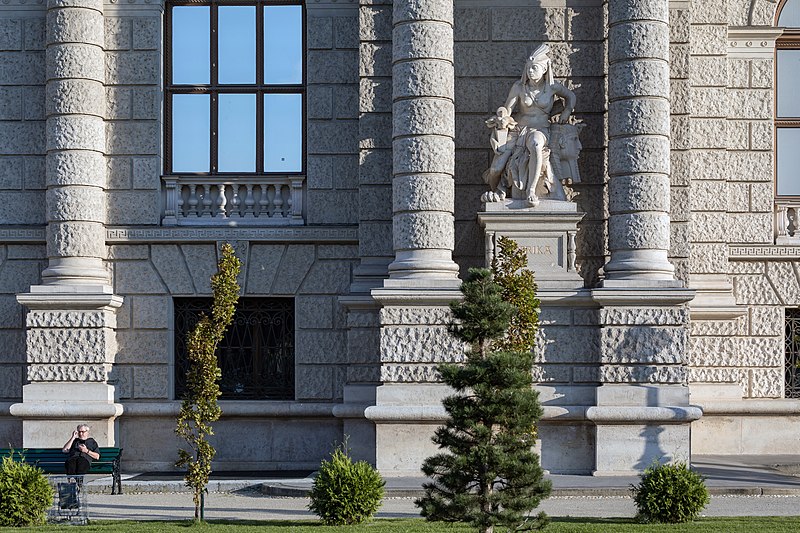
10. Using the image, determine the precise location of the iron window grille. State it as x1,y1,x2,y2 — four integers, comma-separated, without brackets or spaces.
164,0,306,175
786,308,800,398
174,297,295,400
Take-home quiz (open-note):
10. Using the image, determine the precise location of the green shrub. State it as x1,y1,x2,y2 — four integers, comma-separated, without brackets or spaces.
308,444,385,525
631,461,709,523
0,455,53,527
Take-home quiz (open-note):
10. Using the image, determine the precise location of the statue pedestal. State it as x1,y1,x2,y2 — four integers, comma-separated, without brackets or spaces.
478,199,585,290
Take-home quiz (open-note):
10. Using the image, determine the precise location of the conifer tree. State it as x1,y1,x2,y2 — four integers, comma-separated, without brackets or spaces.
416,239,551,533
175,243,241,521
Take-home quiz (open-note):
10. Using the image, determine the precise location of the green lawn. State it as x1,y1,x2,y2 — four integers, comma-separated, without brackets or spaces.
3,517,800,533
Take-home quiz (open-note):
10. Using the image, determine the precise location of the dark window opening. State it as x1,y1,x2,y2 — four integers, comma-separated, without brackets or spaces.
785,308,800,398
174,297,295,400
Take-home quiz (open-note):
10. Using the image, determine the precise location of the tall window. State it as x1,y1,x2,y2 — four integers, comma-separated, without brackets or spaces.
777,0,800,196
174,298,295,400
166,0,304,175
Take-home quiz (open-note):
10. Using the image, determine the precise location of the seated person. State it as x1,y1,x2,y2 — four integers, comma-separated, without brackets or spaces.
62,424,100,475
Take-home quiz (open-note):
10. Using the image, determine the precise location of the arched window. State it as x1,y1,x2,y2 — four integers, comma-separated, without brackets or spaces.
777,0,800,196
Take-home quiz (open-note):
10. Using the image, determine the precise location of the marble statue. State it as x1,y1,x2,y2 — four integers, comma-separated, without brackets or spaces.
482,44,583,206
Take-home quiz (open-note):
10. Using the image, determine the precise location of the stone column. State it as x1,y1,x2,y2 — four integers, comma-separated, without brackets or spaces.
11,0,122,447
604,0,675,282
42,0,108,287
387,0,459,283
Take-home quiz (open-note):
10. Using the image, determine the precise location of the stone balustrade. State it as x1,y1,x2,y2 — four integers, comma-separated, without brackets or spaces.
776,200,800,243
162,176,305,226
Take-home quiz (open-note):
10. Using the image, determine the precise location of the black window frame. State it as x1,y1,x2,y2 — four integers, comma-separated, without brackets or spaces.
164,0,306,176
173,297,296,401
776,1,800,198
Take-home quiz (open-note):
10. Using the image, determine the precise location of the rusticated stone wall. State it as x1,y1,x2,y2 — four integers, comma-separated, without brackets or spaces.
669,6,690,281
0,10,46,228
110,242,357,401
686,0,783,400
355,0,393,283
104,4,161,225
306,3,359,225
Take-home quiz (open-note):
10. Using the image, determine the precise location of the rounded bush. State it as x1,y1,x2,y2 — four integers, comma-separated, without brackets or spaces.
631,461,709,523
0,456,54,527
308,446,385,525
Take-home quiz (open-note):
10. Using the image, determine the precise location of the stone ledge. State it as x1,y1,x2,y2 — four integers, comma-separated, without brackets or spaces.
121,401,338,418
586,405,703,423
9,401,122,419
106,225,358,243
700,400,800,415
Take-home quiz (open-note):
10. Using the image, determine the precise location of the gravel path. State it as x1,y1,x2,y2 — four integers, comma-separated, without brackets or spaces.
80,492,800,522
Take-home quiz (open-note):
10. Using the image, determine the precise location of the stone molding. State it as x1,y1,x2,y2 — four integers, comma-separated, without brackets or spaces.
700,400,800,415
0,227,46,241
729,245,800,259
586,405,702,424
106,226,359,243
728,28,784,58
9,401,123,418
121,401,340,418
591,287,695,307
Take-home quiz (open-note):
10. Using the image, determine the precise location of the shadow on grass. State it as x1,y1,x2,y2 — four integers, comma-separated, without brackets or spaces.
553,517,637,524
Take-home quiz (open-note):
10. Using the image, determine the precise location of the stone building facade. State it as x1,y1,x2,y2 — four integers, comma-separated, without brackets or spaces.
0,0,798,475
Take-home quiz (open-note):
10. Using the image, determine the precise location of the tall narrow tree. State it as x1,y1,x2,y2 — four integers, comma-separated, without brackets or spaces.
416,239,550,533
175,243,241,521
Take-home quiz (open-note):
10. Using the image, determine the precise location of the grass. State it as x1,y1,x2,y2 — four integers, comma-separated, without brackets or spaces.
3,517,800,533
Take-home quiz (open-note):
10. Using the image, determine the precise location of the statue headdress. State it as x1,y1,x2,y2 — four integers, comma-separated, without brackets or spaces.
523,43,554,86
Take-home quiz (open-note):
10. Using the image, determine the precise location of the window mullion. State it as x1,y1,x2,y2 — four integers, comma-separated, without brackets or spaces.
256,3,264,173
210,3,219,174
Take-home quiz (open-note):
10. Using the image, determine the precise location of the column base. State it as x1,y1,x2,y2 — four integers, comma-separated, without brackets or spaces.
335,383,448,477
41,257,110,287
603,250,676,282
386,250,460,287
592,422,693,476
10,383,122,447
588,386,702,475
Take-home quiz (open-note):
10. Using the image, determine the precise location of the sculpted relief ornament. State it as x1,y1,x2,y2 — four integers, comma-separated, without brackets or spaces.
482,44,585,207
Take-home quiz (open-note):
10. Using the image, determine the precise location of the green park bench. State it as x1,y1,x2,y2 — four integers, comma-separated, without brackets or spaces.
0,447,124,494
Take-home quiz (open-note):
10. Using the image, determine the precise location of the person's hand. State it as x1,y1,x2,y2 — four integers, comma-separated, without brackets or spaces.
558,110,571,124
72,430,79,439
78,444,87,453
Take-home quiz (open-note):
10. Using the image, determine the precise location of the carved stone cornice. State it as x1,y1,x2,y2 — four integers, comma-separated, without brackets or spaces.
106,225,358,243
728,28,784,57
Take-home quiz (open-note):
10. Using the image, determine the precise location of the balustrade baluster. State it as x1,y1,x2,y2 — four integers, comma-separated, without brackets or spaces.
258,184,269,217
229,184,242,218
217,184,228,218
201,184,212,217
176,185,185,220
188,184,199,218
244,184,255,218
274,184,285,218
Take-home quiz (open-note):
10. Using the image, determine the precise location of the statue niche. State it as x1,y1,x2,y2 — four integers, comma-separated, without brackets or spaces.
481,44,585,207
